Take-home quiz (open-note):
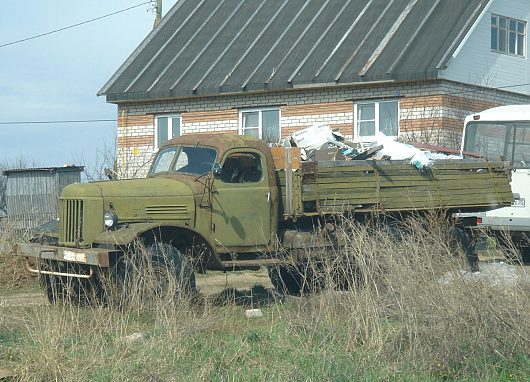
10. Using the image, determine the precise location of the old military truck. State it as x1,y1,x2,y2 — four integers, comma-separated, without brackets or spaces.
14,134,513,299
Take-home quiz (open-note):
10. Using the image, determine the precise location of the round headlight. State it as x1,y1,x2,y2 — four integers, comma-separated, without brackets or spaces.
104,211,118,229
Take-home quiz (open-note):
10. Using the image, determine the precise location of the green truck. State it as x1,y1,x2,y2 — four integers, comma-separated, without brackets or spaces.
14,134,512,300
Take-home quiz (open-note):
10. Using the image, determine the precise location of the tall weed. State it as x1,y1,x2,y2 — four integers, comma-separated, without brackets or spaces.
3,214,529,381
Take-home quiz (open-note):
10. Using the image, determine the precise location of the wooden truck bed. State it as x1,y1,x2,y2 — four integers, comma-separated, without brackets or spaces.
276,158,512,218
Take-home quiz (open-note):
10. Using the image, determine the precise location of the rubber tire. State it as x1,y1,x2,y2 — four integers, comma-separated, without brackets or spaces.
147,243,196,298
38,260,102,306
268,266,304,296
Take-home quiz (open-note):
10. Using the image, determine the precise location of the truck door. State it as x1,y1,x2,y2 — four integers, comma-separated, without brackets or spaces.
211,150,272,248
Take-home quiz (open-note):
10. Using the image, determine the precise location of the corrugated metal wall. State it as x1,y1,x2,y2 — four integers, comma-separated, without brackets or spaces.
5,168,83,229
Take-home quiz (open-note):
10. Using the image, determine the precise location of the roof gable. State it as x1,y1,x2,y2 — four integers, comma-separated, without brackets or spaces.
100,0,490,102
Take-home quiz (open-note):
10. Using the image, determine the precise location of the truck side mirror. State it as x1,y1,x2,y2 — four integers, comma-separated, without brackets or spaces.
212,163,222,178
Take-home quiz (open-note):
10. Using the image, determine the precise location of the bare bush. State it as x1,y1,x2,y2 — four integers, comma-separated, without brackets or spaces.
0,221,32,289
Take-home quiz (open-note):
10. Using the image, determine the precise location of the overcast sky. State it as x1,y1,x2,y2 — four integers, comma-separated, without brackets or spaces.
0,1,178,173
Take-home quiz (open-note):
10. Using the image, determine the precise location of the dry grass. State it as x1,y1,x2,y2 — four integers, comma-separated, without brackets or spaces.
1,215,529,381
0,222,33,292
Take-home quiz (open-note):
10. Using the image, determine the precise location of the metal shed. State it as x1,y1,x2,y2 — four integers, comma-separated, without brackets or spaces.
3,166,84,229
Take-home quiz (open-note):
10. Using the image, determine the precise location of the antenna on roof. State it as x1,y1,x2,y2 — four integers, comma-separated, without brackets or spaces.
153,0,162,29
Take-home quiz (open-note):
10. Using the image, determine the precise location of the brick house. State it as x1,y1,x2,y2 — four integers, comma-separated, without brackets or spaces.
99,0,530,178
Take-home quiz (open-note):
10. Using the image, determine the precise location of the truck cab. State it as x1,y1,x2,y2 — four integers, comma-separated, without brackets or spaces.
147,134,279,253
16,134,280,281
460,105,530,259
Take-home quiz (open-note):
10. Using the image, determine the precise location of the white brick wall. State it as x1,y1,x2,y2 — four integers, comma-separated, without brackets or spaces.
115,79,530,178
184,119,238,134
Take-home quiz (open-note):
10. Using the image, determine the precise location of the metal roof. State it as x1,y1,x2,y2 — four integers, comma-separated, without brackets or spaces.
99,0,490,103
2,166,84,176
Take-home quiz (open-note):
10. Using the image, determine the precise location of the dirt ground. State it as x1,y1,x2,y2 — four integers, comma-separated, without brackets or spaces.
1,263,528,309
0,268,273,309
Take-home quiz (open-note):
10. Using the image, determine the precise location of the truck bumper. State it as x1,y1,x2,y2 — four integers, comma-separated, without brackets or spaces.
13,243,112,268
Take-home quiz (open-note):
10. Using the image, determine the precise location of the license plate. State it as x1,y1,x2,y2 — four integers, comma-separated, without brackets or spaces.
63,250,87,263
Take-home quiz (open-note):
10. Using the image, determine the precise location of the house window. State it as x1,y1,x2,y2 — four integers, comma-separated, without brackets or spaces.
155,114,181,149
240,108,280,143
354,100,399,140
491,15,526,57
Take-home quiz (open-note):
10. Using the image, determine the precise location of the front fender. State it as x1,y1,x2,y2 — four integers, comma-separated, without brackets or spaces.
94,222,163,245
94,223,222,270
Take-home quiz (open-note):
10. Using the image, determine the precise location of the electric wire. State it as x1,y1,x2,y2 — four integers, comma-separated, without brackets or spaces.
0,2,153,49
0,119,116,125
0,82,528,125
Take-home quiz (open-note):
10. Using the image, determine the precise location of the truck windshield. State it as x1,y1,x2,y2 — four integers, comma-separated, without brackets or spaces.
150,146,217,176
463,121,530,169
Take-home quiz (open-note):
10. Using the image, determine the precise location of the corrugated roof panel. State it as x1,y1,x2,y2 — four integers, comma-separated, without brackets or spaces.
180,0,281,96
105,0,204,94
311,0,388,84
391,0,488,79
263,0,352,86
218,0,294,89
286,0,362,85
101,0,490,101
338,0,413,82
141,0,232,93
373,0,443,78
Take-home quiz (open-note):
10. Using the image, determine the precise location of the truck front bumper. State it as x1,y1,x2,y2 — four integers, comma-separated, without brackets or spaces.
13,243,113,279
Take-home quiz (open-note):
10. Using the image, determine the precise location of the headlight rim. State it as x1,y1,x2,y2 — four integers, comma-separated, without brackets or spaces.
103,211,118,229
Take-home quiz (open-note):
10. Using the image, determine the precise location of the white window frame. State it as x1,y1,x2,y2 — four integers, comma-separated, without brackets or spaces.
239,107,281,143
491,14,526,58
354,100,400,142
154,114,181,150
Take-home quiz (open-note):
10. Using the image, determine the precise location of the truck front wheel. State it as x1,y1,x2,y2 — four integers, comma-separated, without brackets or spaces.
37,260,103,306
140,243,196,299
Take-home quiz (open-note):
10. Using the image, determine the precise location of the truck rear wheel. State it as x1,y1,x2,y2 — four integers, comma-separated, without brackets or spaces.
268,263,325,296
268,265,304,296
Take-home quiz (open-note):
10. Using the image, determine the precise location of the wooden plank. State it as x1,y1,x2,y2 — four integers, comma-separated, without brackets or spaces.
312,190,512,204
279,158,511,217
271,147,301,170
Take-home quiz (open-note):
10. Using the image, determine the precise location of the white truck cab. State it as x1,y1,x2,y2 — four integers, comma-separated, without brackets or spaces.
460,105,530,259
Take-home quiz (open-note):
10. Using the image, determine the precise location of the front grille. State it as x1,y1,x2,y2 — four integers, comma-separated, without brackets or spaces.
61,199,84,244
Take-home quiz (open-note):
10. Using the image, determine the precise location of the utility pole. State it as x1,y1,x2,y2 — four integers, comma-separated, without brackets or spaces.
153,0,162,29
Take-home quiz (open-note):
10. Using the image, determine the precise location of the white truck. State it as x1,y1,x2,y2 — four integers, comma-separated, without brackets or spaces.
460,104,530,262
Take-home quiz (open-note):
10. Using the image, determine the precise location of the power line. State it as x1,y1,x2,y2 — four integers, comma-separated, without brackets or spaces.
0,119,116,125
0,82,528,126
0,2,152,49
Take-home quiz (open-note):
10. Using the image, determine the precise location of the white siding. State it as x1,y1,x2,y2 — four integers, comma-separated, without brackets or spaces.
440,0,530,96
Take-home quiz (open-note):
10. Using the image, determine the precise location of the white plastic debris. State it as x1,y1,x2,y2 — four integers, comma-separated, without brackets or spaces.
290,125,335,152
245,308,263,318
372,133,462,169
289,124,361,160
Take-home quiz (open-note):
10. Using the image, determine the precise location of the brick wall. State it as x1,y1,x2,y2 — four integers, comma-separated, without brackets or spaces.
115,79,529,178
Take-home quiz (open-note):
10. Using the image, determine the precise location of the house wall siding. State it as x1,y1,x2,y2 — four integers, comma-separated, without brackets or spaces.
116,80,529,178
440,0,530,96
